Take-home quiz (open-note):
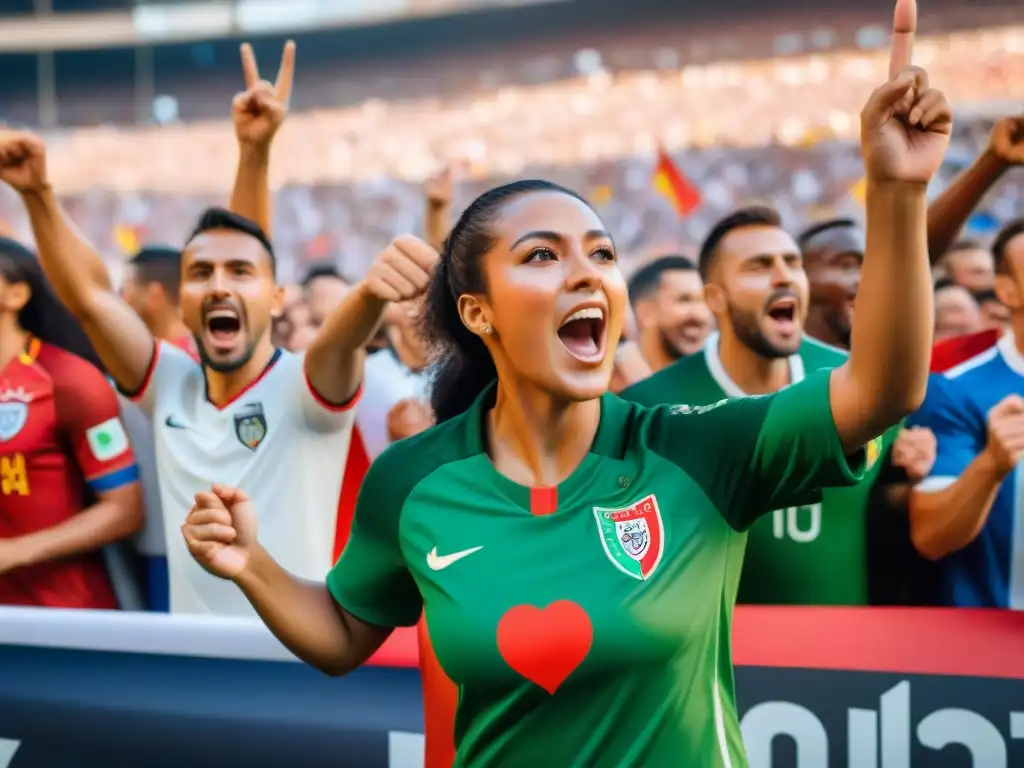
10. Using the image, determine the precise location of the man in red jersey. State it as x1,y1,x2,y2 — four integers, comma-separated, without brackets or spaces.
0,238,142,608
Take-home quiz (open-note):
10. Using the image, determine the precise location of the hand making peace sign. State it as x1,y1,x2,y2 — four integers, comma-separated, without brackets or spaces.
232,40,296,149
860,0,952,187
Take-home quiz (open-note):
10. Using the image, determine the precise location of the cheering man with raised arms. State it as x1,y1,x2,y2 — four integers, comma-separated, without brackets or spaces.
0,43,438,616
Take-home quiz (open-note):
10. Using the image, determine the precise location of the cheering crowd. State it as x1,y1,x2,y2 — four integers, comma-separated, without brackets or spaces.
0,0,1022,763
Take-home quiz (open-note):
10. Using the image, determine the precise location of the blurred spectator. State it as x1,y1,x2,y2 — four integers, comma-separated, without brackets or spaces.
627,255,710,372
974,287,1010,331
943,240,996,293
933,278,983,341
0,238,142,609
799,218,863,350
907,219,1024,607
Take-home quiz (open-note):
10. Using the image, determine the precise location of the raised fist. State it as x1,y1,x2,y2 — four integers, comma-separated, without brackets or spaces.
891,426,936,483
0,130,48,193
860,0,952,187
989,116,1024,166
181,484,259,580
983,394,1024,475
365,235,439,303
386,398,435,443
232,40,295,148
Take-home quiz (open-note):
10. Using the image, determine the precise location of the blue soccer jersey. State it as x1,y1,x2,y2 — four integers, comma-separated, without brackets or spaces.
910,331,1024,608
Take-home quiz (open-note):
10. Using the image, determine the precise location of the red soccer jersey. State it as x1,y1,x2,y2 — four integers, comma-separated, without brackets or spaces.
0,338,138,608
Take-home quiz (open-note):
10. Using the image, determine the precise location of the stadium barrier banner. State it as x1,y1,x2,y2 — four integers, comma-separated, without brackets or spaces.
0,607,1020,767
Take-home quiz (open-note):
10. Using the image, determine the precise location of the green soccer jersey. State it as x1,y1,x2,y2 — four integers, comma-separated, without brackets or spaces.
328,371,863,767
622,333,895,606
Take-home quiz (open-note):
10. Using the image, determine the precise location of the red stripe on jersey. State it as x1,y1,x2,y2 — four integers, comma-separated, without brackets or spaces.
333,425,369,561
530,486,558,516
418,617,458,768
304,369,363,413
129,341,162,403
210,351,283,411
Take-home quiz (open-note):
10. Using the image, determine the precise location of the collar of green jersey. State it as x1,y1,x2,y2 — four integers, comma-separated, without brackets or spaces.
464,382,634,462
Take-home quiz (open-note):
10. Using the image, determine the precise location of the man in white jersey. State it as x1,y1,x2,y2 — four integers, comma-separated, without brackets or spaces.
0,86,438,615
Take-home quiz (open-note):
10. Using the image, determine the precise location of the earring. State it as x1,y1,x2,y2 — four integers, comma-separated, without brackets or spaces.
482,324,493,336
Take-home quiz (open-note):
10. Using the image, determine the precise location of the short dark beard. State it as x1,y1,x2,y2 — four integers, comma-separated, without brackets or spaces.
658,330,686,362
728,304,793,359
194,334,257,374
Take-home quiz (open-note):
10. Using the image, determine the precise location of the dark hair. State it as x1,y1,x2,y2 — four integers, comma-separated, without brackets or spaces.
302,261,343,286
422,179,588,423
129,244,182,304
948,238,983,254
972,288,999,304
185,207,276,276
698,205,781,281
627,255,697,305
933,277,959,293
0,238,104,371
991,219,1024,273
797,218,857,249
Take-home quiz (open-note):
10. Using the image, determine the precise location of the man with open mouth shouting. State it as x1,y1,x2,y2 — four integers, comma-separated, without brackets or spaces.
0,41,438,616
623,204,901,607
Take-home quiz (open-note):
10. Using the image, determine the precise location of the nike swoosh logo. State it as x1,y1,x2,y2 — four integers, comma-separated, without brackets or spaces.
165,416,187,429
426,545,483,571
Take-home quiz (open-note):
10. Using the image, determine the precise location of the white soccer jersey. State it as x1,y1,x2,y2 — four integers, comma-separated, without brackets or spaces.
129,342,356,616
356,350,430,460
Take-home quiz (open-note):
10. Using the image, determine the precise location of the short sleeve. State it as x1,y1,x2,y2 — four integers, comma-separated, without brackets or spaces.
294,352,361,434
906,375,984,493
646,369,864,530
326,447,421,628
122,340,197,416
53,356,139,495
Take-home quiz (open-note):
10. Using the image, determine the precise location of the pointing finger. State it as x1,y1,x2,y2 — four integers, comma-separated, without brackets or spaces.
888,0,917,81
240,42,260,90
275,40,296,106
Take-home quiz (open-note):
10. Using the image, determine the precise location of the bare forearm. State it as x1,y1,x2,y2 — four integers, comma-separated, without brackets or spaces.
909,451,1005,560
425,202,451,253
21,187,114,312
17,490,143,567
235,547,386,676
836,184,932,450
926,150,1006,263
229,144,271,234
20,187,154,389
304,282,387,404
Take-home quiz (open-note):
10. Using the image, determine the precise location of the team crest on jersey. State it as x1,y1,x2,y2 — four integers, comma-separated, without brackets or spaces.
234,402,267,451
0,401,27,442
593,493,665,580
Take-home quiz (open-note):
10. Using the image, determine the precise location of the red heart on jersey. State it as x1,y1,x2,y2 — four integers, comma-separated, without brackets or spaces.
496,600,593,694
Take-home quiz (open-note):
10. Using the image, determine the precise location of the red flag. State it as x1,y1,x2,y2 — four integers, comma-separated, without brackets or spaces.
652,148,701,217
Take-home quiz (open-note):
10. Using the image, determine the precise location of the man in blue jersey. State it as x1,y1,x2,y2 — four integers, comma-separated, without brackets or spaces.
909,218,1024,608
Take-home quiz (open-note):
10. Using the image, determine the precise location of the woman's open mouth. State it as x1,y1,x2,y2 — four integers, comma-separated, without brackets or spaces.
557,305,607,364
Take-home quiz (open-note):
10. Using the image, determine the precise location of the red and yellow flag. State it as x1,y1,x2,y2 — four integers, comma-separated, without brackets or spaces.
652,148,701,218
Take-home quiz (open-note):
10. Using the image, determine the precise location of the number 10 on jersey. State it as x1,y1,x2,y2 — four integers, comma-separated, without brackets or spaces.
771,504,822,543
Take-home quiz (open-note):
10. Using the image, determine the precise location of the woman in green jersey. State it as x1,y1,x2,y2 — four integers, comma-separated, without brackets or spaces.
183,3,948,764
